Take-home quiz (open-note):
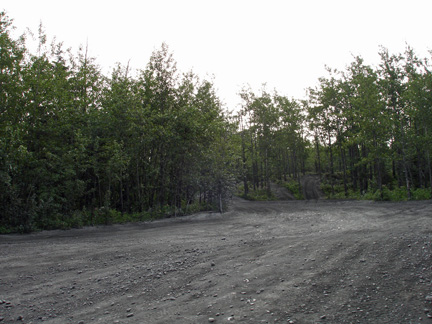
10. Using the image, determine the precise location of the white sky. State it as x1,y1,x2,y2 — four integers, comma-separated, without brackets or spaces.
2,0,432,110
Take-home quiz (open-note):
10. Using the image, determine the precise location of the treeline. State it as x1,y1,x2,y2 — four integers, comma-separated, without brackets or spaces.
307,48,432,200
228,46,432,201
0,12,235,232
1,11,432,232
235,87,309,199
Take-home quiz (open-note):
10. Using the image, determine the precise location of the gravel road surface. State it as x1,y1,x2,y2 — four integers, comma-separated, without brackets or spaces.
1,198,432,323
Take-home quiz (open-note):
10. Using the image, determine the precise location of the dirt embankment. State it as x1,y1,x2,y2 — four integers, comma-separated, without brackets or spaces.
269,182,296,200
270,175,324,201
301,175,324,200
1,198,432,323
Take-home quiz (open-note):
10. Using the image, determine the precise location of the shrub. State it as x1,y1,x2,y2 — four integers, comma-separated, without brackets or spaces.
281,180,304,200
241,188,276,201
320,183,333,197
385,187,408,201
412,188,432,200
359,186,432,201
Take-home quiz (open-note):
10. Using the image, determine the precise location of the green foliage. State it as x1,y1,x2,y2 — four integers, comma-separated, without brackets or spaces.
242,189,277,201
320,174,379,201
411,188,432,200
322,181,431,202
0,13,237,232
308,45,432,202
320,183,333,198
236,184,276,201
235,86,309,198
1,11,431,233
279,179,304,200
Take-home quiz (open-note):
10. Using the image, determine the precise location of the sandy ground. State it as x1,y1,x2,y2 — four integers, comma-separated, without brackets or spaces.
1,197,432,324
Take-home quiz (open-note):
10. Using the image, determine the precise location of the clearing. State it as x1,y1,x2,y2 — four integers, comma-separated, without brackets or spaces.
1,198,432,323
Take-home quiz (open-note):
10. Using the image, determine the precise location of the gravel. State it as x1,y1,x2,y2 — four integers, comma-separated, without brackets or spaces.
0,198,431,323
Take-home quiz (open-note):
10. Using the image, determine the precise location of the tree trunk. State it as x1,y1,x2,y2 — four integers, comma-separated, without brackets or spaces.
241,133,249,196
328,130,334,195
427,149,432,195
340,145,348,197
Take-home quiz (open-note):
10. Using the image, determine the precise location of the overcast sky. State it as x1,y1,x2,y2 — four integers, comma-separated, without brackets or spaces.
2,0,432,110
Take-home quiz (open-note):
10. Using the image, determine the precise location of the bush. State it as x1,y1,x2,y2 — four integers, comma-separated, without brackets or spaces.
281,180,304,200
359,186,431,202
320,183,333,197
183,201,213,214
241,188,276,201
360,187,406,201
412,188,432,200
0,226,13,234
384,187,408,201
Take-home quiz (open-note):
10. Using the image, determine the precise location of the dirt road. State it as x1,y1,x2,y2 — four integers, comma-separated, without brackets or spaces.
1,198,432,323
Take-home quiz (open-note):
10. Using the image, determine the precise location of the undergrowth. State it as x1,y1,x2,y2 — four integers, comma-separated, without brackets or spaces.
0,201,213,234
278,179,304,200
321,178,432,201
236,184,276,201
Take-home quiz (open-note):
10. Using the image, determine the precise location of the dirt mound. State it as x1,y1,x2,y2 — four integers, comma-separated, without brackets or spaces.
269,182,296,200
301,174,325,200
1,199,432,323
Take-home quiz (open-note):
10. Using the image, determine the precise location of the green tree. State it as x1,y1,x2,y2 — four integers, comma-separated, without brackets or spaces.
0,12,35,231
378,47,413,198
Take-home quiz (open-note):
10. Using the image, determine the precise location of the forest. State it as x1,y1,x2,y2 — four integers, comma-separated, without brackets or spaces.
1,11,431,233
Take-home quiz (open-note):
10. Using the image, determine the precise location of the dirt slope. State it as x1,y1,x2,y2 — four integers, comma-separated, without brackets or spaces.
1,198,432,323
269,182,296,200
301,175,324,200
